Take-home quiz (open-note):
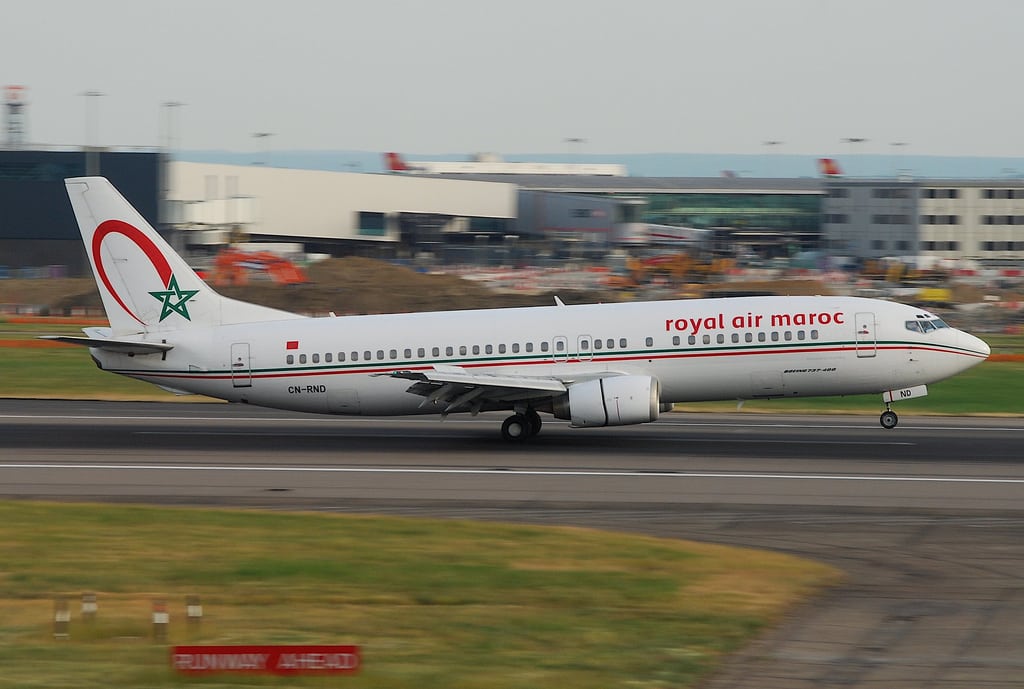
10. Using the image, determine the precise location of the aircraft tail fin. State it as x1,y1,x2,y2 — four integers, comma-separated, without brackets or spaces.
65,177,303,336
384,152,408,172
818,158,843,177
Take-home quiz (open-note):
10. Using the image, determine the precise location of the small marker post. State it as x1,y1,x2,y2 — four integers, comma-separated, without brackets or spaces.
53,598,70,639
82,592,97,623
186,595,202,630
152,600,169,642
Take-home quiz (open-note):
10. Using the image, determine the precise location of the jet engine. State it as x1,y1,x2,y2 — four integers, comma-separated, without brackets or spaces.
553,375,663,427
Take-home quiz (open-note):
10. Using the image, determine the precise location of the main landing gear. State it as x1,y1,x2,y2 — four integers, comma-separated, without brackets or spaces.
501,409,542,442
879,404,899,430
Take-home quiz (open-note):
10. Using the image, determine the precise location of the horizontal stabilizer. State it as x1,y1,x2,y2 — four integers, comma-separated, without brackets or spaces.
39,335,173,355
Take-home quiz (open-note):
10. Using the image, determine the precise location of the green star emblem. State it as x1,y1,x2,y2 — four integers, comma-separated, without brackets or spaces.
149,274,199,322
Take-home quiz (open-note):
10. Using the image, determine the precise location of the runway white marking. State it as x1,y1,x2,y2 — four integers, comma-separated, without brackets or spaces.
2,463,1023,484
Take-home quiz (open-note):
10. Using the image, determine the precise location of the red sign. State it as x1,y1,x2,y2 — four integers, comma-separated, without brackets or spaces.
172,645,360,675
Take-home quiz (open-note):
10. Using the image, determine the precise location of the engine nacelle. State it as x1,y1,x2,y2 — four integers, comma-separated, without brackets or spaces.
553,375,661,428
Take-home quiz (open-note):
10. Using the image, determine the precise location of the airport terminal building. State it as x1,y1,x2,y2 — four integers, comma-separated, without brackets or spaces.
823,178,1024,263
2,149,1024,274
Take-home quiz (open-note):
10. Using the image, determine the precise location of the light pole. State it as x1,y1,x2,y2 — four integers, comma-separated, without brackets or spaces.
889,141,908,178
80,90,105,175
159,102,185,230
252,132,274,166
564,137,586,161
762,140,783,177
161,101,185,153
841,137,868,177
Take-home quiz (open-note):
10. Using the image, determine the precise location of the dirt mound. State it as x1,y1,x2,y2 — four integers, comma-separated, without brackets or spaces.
0,258,614,317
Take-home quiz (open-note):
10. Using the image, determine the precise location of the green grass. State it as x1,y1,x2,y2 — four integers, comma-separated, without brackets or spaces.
0,501,839,688
0,347,181,400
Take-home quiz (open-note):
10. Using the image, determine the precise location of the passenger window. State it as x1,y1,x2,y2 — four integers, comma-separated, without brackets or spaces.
404,348,412,358
377,350,385,360
797,331,806,341
732,333,739,343
810,330,819,340
784,331,793,342
645,337,653,347
339,352,346,362
485,344,493,354
389,350,397,360
771,332,779,342
351,351,359,361
364,350,371,360
512,343,520,353
593,340,602,350
619,338,627,348
432,347,440,357
580,340,589,350
541,342,549,352
526,342,534,353
311,353,320,363
556,340,565,352
446,346,453,356
498,344,506,354
299,354,307,364
717,334,725,344
325,353,332,363
703,334,711,345
459,345,467,355
688,335,696,345
417,348,425,358
757,332,766,343
672,335,680,346
472,345,480,355
744,333,753,343
286,354,294,365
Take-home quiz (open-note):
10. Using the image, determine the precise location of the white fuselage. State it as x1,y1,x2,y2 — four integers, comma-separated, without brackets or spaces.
90,295,989,416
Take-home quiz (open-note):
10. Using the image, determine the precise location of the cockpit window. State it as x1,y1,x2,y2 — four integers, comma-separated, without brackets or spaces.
907,318,948,334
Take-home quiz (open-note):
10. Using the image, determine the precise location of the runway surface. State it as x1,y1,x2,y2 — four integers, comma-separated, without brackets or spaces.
2,399,1024,687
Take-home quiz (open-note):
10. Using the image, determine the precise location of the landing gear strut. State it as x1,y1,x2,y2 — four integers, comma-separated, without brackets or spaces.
879,405,899,430
501,410,542,441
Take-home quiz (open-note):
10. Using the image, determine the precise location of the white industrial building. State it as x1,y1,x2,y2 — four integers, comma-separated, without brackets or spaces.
167,162,518,254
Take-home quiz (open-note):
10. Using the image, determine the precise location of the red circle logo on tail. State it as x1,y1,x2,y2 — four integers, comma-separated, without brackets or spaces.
92,219,174,325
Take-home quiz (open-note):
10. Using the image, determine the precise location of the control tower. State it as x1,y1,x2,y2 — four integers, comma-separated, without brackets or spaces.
4,85,27,148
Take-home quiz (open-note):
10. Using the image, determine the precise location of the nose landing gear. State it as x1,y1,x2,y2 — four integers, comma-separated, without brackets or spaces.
879,405,899,429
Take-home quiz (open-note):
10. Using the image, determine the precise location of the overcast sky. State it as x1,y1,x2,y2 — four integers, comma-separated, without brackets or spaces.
3,0,1022,157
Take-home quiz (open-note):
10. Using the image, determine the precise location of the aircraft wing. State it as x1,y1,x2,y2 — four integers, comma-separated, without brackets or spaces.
39,335,173,355
378,364,568,415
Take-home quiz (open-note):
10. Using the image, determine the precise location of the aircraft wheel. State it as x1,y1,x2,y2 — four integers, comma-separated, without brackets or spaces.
501,414,529,442
524,410,542,437
879,410,899,429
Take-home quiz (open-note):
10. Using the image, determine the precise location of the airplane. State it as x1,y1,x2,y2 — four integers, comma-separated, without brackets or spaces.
45,176,990,441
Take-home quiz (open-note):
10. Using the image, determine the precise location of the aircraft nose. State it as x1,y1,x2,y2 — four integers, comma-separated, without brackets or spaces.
961,331,990,360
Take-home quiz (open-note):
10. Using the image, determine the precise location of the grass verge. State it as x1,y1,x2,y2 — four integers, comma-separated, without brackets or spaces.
0,501,840,688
